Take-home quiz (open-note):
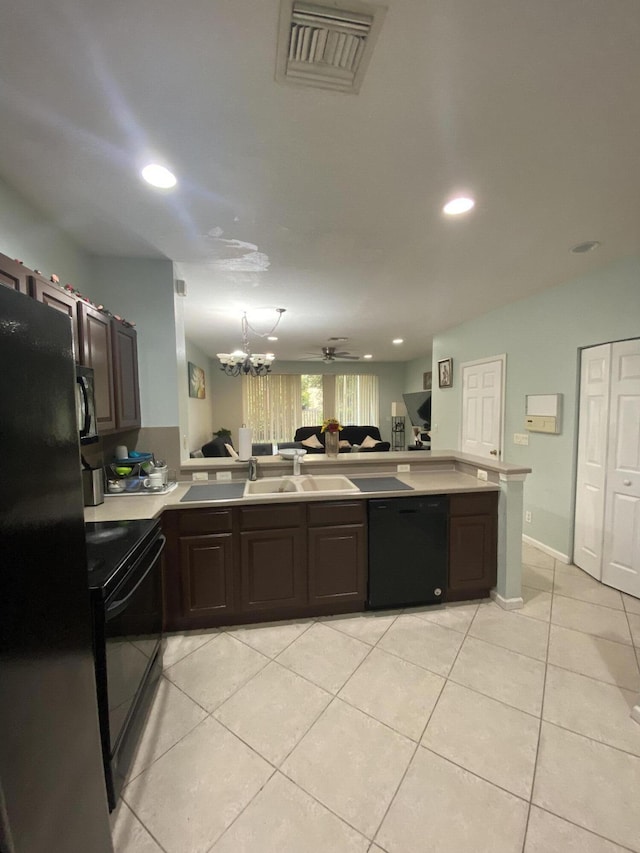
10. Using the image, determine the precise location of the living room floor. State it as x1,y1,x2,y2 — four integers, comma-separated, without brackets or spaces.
112,543,640,853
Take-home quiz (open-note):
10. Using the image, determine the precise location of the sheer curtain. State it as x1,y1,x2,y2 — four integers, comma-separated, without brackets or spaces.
335,374,379,425
242,374,302,442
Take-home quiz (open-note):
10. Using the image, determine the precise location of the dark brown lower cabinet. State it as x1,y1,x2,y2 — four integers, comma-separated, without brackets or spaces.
448,492,498,601
180,533,235,618
240,528,306,612
307,501,366,607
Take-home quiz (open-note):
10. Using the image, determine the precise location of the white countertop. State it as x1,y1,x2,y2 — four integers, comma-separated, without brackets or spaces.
84,471,500,523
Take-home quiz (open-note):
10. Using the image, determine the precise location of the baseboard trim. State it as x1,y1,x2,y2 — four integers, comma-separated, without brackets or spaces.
522,534,570,564
491,590,523,611
632,705,640,727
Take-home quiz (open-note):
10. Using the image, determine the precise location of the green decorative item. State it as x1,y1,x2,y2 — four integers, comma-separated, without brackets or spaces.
213,427,232,438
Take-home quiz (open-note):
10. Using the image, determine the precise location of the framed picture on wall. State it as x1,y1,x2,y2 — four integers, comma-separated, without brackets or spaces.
438,358,453,388
423,371,432,391
188,362,206,399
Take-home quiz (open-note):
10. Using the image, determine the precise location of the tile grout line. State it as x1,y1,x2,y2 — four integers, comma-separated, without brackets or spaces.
532,803,638,853
369,600,480,847
114,798,172,853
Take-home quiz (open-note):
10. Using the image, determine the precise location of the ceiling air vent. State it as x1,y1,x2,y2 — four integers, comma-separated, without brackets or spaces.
276,0,386,94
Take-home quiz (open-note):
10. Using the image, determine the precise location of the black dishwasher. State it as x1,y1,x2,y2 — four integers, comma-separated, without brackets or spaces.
368,496,448,608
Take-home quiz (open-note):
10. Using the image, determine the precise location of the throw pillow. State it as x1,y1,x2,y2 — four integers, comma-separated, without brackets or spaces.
301,434,323,449
339,440,352,449
360,434,380,449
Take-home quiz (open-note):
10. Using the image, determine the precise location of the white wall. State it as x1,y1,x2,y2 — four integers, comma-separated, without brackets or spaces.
0,176,91,295
90,256,178,428
431,255,640,559
185,339,214,452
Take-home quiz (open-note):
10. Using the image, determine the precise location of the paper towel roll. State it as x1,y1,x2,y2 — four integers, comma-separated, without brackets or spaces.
237,427,252,460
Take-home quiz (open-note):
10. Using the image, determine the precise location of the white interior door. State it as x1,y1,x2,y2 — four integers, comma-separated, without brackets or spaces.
602,339,640,597
573,344,611,579
461,357,505,459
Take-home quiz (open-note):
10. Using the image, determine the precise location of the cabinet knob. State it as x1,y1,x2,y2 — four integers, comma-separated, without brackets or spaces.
490,449,498,456
434,588,442,597
623,479,632,486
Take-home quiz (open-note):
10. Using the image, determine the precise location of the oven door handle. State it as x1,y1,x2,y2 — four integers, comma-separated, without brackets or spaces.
106,535,166,619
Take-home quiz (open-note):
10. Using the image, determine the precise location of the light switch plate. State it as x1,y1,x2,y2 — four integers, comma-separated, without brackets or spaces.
216,471,232,481
514,433,529,445
192,471,208,481
397,464,410,472
477,468,488,481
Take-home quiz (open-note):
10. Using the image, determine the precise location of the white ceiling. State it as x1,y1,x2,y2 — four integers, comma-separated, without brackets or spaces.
1,0,639,362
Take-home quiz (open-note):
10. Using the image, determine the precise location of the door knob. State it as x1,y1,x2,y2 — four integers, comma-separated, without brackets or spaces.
490,449,498,456
623,479,632,486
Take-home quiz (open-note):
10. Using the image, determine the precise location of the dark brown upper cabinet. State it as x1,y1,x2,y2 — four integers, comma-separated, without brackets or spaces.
0,253,29,294
78,301,117,433
111,321,141,430
28,273,79,361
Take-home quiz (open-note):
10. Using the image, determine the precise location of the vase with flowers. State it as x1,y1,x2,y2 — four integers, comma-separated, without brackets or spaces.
321,417,342,458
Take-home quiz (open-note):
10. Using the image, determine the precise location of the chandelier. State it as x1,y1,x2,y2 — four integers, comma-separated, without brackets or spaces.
217,309,285,377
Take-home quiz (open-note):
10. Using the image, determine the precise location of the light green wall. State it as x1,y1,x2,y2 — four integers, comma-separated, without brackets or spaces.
431,256,640,558
0,176,91,296
207,359,406,446
90,256,178,428
185,339,214,450
403,353,433,393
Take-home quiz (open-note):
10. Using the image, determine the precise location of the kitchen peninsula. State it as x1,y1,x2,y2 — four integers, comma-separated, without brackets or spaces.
86,451,530,627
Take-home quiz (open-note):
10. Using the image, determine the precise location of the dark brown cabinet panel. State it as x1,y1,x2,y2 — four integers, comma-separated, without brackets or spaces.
29,274,79,361
448,492,498,601
111,321,141,430
240,527,306,612
180,533,235,618
78,302,116,432
0,253,28,294
308,524,366,606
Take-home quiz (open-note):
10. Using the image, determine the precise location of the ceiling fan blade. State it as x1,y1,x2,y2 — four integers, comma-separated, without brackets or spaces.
335,354,360,359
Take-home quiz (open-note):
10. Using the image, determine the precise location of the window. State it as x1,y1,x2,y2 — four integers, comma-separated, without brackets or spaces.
242,372,379,442
335,374,379,425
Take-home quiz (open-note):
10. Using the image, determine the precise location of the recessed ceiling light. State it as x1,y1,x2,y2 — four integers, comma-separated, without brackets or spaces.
267,336,278,341
141,163,177,189
363,354,373,359
443,196,475,216
392,338,403,345
570,240,601,254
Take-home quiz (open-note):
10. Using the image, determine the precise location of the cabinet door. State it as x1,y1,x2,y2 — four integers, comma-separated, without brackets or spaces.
111,321,141,429
29,274,79,361
0,253,28,294
308,524,366,606
180,533,235,618
240,528,306,612
448,514,497,599
78,302,116,432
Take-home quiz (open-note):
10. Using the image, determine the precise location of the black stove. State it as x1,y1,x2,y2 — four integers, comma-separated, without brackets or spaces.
85,518,165,811
85,519,159,593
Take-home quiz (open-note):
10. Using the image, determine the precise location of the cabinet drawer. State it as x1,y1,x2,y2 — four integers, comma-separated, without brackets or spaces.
178,508,233,534
449,491,498,517
307,501,366,526
240,503,304,530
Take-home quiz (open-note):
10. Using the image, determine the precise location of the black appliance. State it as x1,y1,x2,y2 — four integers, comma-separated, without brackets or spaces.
86,519,165,811
368,496,448,608
0,287,113,852
76,364,99,444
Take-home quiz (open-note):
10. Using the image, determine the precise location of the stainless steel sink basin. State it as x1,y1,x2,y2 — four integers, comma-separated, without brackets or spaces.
243,474,360,498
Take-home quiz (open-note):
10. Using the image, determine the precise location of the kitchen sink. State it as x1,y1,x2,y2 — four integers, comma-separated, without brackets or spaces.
243,475,360,497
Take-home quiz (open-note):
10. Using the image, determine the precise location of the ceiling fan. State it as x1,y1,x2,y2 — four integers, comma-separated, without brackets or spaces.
303,346,360,362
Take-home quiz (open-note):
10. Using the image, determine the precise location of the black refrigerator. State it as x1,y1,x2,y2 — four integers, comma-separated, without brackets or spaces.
0,286,113,853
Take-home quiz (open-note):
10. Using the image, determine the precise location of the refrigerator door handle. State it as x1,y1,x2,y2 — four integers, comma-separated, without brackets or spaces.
79,377,91,437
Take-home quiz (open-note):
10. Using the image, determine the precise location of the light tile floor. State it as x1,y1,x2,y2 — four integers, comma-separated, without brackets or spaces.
112,543,640,853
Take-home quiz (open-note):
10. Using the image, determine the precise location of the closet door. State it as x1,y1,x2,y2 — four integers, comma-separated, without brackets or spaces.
601,339,640,597
574,344,611,579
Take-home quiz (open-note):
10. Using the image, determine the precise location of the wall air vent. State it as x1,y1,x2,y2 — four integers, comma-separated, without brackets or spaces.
276,0,386,94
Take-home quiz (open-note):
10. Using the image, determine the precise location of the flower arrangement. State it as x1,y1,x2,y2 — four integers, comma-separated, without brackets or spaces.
321,418,343,433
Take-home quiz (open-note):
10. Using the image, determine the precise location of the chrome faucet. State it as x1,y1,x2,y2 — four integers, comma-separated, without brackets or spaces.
247,456,258,481
292,449,305,476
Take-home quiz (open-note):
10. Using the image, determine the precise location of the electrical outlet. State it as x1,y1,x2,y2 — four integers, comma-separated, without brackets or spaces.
477,468,488,481
216,471,232,481
525,510,532,523
514,433,529,446
397,464,410,473
192,471,208,481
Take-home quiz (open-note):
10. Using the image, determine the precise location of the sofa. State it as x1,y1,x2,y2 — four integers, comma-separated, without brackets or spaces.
199,436,274,457
289,426,390,453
